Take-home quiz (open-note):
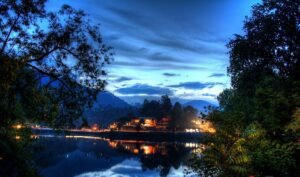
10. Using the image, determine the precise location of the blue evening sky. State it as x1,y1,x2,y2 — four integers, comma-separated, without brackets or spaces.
46,0,261,104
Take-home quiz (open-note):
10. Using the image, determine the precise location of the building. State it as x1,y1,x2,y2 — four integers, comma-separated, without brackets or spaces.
142,118,157,128
109,117,171,131
156,117,171,131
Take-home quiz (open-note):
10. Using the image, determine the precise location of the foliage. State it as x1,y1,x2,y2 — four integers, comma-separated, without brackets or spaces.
190,0,300,176
0,0,113,128
0,0,112,176
141,99,163,118
161,95,172,117
140,95,198,130
285,108,300,133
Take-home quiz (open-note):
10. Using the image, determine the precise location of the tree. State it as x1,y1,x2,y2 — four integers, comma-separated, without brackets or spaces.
160,95,172,118
170,102,183,130
183,106,198,120
0,1,112,176
140,99,162,118
191,0,299,176
226,0,300,133
0,0,113,127
79,117,90,129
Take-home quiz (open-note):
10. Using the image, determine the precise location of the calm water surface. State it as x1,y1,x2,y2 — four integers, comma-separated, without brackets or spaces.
32,135,203,177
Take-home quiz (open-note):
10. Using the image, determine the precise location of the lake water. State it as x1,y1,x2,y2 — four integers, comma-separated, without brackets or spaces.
32,135,203,177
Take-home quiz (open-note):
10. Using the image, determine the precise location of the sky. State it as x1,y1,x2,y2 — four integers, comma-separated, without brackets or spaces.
46,0,261,105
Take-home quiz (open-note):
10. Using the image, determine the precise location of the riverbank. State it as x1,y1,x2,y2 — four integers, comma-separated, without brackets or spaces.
31,128,207,142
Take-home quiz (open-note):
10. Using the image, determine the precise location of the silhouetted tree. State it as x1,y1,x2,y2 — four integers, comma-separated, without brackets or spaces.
226,0,300,133
79,117,90,129
170,102,183,130
0,1,112,176
0,0,113,128
161,95,172,118
183,106,198,127
190,0,299,176
140,99,162,118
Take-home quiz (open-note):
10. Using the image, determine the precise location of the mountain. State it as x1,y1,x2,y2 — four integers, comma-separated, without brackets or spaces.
83,92,136,126
183,100,217,112
39,75,134,126
93,92,130,108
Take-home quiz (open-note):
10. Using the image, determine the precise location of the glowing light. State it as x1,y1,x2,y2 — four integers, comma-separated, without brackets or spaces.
133,119,140,124
91,124,99,131
109,141,118,148
109,123,118,129
141,145,156,155
192,119,216,133
133,148,139,154
13,124,22,129
15,136,21,140
185,143,199,148
143,119,157,127
30,135,38,139
64,135,107,141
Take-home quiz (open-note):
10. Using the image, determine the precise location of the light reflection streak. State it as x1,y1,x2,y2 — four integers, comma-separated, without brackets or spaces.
33,134,204,156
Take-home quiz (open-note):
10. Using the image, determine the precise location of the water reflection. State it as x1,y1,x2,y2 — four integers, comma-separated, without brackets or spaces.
33,135,202,177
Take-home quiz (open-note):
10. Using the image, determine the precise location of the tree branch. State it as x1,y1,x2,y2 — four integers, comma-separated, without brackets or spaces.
26,63,74,93
0,14,20,55
27,47,59,62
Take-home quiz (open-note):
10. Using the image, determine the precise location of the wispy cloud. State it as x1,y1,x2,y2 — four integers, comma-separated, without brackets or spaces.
114,76,133,82
209,73,226,77
201,93,217,97
168,82,224,89
115,84,173,95
46,0,259,103
163,73,180,77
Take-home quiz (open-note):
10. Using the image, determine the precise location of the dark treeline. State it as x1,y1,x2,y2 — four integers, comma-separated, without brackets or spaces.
117,95,199,130
141,95,198,130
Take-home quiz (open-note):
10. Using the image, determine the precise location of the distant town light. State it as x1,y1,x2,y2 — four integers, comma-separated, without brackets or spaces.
13,124,22,129
133,148,139,154
92,124,99,131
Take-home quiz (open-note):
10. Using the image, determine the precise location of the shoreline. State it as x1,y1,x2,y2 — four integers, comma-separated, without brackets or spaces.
32,128,207,143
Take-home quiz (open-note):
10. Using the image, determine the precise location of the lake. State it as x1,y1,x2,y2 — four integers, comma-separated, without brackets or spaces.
32,134,204,177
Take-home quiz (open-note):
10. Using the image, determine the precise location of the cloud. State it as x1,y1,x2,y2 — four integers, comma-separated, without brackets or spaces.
113,61,206,70
163,73,180,77
149,52,180,62
168,82,224,89
114,76,133,82
209,73,226,77
201,93,217,97
115,84,173,95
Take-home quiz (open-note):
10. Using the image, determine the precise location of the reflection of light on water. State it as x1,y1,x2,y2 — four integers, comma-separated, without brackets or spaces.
65,135,108,141
35,134,203,156
141,145,156,155
192,144,206,154
33,134,202,177
185,143,199,148
133,148,139,154
185,128,199,132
